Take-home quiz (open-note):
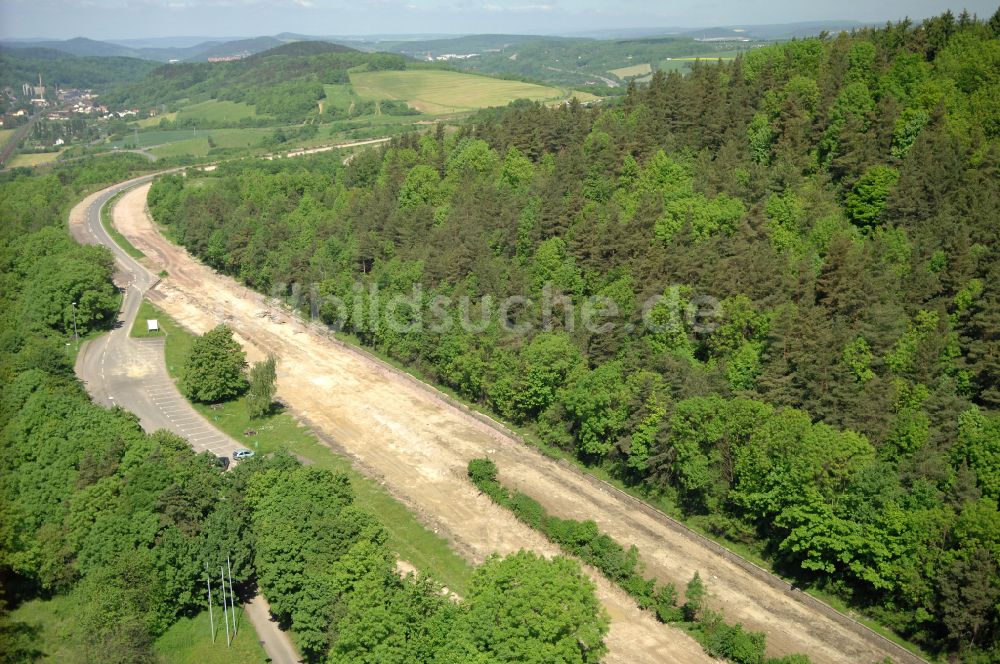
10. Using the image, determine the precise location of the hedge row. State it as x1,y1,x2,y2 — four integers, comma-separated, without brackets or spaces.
467,458,812,664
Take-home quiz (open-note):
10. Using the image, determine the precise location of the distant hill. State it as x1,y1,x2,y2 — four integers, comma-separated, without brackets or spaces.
677,20,867,40
0,35,295,62
374,34,561,57
0,22,873,65
379,34,763,88
105,36,234,49
0,48,159,90
189,36,284,60
247,41,358,59
102,44,408,121
6,37,138,58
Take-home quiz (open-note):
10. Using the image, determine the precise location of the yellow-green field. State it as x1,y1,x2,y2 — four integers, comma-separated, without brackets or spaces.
567,90,602,104
659,51,742,73
609,62,652,79
177,99,263,123
7,151,63,168
350,69,564,114
104,127,270,158
134,111,177,128
323,83,359,111
0,127,16,147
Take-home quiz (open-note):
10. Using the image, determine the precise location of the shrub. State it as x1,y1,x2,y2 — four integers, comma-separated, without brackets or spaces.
468,457,498,485
703,618,767,664
654,583,683,622
509,490,545,529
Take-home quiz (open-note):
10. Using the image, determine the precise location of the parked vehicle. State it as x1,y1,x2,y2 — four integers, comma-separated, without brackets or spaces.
216,455,230,471
232,448,255,460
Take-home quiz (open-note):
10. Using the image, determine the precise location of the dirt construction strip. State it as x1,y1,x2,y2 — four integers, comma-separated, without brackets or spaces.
96,182,920,664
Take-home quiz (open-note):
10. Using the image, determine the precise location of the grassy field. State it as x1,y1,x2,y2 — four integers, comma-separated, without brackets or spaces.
101,191,145,258
7,151,63,168
0,127,16,147
134,111,177,128
350,69,564,114
147,138,214,158
130,299,474,594
8,595,77,662
9,595,268,664
154,609,268,664
608,62,652,78
565,90,603,104
110,129,203,149
123,127,271,158
659,51,742,73
177,99,263,124
323,83,359,111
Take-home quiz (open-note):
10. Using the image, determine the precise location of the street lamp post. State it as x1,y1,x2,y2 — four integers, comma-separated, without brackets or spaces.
71,301,79,350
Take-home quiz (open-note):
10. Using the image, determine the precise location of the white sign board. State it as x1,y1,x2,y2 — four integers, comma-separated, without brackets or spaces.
146,319,159,333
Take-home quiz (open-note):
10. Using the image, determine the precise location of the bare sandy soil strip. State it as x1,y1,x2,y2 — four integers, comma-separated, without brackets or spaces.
110,182,904,664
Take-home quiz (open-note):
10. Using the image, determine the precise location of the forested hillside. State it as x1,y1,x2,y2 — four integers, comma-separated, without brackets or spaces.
0,48,159,91
148,10,1000,660
446,36,755,87
0,157,609,662
103,44,408,122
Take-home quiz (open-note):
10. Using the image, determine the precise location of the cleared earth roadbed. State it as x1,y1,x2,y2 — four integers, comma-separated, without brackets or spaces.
94,181,922,664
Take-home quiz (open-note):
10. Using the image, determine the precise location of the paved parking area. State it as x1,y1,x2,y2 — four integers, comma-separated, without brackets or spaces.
74,181,247,463
131,339,240,456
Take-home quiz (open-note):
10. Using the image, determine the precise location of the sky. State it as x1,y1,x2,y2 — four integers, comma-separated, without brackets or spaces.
0,0,996,41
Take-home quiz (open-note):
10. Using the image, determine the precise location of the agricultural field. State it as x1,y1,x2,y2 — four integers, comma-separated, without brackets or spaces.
322,83,359,112
134,111,176,128
109,129,203,149
108,127,271,157
564,90,602,104
608,62,652,79
176,99,264,123
7,151,63,168
0,127,16,147
659,50,743,73
350,69,565,114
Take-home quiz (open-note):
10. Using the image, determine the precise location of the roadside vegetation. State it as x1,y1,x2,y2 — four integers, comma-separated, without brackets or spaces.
99,190,144,258
468,458,811,664
146,11,1000,660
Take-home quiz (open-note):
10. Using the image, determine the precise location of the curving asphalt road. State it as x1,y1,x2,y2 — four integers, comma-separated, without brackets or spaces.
70,178,301,664
73,179,244,458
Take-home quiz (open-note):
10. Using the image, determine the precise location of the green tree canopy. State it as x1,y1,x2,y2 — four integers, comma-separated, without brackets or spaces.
180,324,248,403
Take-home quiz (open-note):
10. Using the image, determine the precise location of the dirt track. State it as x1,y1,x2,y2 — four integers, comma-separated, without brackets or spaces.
112,183,904,664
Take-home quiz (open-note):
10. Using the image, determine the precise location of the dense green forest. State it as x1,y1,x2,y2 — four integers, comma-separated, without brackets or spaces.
0,48,159,92
148,10,1000,660
0,156,608,662
103,43,409,122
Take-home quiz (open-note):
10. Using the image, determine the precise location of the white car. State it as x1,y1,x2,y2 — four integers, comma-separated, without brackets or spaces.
232,448,255,461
